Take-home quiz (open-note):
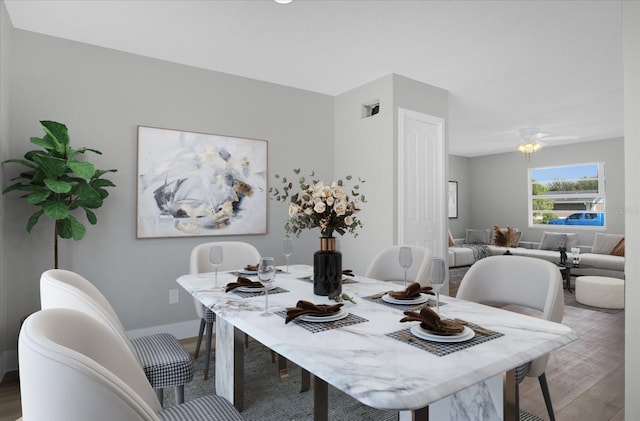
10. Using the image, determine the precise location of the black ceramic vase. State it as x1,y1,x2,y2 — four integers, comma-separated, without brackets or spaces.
313,237,342,298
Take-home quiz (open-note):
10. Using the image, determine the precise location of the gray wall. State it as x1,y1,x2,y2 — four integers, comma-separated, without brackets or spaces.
333,74,449,273
467,138,625,246
448,155,471,239
0,0,11,376
3,28,334,364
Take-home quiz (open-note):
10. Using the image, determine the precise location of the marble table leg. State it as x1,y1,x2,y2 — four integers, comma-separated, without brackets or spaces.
215,318,245,411
314,376,328,421
300,368,311,392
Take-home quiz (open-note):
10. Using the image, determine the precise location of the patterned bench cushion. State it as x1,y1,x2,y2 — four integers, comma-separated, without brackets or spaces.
131,333,194,389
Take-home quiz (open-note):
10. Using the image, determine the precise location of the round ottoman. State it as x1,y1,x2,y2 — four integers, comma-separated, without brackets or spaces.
575,276,625,309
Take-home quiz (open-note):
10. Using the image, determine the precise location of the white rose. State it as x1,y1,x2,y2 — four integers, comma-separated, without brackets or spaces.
314,201,326,214
344,215,354,226
288,204,299,217
304,207,313,215
332,186,346,200
326,196,335,206
334,201,347,216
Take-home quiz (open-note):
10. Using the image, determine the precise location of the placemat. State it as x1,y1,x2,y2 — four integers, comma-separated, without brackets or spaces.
386,326,504,357
276,310,368,333
232,286,289,298
363,295,447,311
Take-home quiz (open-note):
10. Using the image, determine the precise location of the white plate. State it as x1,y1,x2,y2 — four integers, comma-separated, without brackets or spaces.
410,325,475,343
381,293,429,305
239,270,258,275
298,309,348,323
236,283,276,292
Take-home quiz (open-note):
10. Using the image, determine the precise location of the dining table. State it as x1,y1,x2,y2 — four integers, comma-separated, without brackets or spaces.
177,264,577,421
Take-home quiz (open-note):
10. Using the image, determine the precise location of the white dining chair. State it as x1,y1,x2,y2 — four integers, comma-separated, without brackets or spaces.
456,255,565,421
40,269,194,407
365,245,432,286
18,308,243,421
190,241,261,380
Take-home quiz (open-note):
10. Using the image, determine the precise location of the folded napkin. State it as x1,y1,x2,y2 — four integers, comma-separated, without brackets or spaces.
388,282,434,299
225,276,264,292
400,307,464,334
342,269,354,277
285,300,344,324
244,263,259,271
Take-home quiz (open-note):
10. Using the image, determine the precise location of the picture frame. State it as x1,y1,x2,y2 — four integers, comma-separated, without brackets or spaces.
137,126,268,238
448,181,458,219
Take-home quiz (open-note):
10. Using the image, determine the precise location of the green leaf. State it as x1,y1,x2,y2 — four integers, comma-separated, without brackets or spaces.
68,160,95,179
57,215,86,240
32,154,67,178
43,201,70,220
44,178,72,193
30,136,55,151
91,178,116,189
74,147,102,155
3,158,38,169
27,190,51,204
93,168,117,178
346,175,352,180
40,120,69,150
26,210,45,233
3,182,37,194
85,208,97,225
293,168,300,174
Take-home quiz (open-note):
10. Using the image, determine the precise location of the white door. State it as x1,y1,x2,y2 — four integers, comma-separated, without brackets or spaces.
397,108,446,262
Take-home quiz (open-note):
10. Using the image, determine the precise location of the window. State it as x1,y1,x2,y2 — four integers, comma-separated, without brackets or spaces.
528,162,605,227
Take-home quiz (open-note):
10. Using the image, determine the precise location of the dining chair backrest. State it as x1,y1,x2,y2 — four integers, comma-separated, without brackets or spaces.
456,255,564,377
40,269,135,356
19,308,162,421
364,245,432,286
190,241,262,318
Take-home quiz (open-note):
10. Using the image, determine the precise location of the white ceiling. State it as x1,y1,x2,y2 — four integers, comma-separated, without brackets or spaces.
4,0,624,157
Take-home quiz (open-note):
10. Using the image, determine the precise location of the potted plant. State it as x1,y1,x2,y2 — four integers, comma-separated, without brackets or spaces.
3,120,117,268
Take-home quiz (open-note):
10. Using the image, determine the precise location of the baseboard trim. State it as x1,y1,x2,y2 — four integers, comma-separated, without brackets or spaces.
126,319,201,340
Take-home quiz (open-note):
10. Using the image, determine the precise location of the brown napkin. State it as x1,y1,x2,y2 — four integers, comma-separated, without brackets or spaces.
400,307,464,334
342,269,354,277
225,276,264,292
244,263,259,271
285,300,344,324
388,282,434,299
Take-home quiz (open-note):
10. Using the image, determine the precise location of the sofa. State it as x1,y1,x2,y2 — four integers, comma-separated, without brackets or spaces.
449,229,625,279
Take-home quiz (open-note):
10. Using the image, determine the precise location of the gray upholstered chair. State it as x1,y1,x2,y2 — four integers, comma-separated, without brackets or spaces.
365,245,432,286
19,308,243,421
456,255,565,421
190,241,261,380
40,269,194,407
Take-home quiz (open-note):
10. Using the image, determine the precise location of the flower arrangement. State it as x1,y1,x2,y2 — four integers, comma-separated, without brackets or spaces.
269,169,365,238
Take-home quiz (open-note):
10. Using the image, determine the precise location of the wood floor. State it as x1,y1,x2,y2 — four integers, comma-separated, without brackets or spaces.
0,297,624,421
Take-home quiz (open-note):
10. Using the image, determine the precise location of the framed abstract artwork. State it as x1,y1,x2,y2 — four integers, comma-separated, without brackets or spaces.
448,181,458,219
137,126,268,238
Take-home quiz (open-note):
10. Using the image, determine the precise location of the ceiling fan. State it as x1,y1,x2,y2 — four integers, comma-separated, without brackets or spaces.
517,127,581,160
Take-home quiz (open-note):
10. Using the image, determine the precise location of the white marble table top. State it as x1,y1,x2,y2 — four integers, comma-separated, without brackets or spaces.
177,264,577,411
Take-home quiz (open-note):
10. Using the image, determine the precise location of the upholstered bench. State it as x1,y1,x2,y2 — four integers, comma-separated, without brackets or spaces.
575,276,625,309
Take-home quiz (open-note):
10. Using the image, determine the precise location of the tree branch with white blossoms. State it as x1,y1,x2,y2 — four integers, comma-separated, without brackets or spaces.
269,169,366,238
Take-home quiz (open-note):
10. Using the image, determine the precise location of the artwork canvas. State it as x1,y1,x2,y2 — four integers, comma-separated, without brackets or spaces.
137,126,267,238
448,181,458,219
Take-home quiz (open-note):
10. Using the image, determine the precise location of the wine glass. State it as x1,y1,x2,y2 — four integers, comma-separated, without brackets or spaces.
282,238,293,273
398,247,413,287
257,257,276,316
209,245,224,289
430,257,446,314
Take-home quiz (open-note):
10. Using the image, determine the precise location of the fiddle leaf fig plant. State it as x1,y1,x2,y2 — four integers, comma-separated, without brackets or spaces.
2,120,117,268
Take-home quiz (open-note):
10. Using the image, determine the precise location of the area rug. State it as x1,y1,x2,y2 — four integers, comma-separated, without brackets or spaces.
449,265,624,315
164,331,542,420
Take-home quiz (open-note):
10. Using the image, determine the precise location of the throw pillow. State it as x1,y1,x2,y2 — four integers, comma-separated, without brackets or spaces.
538,232,567,250
465,229,489,245
492,225,520,247
591,233,624,254
564,233,579,250
610,237,625,256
